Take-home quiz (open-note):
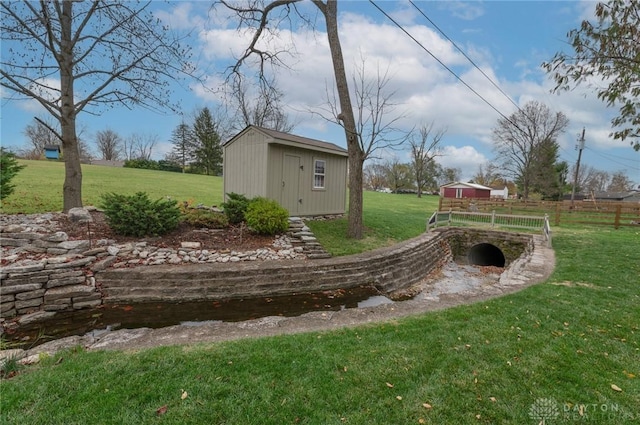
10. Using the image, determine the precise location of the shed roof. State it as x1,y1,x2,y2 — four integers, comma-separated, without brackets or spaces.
440,181,492,191
44,145,61,151
225,125,348,157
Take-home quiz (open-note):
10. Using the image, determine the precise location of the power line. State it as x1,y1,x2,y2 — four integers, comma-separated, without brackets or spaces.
408,0,521,112
584,146,640,171
368,0,520,129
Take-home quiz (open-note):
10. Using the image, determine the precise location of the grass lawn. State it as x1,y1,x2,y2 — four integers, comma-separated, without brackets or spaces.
1,162,639,424
0,160,224,214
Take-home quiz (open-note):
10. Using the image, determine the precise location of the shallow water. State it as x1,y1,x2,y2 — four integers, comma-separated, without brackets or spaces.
4,286,393,347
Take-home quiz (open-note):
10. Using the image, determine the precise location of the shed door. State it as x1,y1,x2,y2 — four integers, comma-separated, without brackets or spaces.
282,154,301,214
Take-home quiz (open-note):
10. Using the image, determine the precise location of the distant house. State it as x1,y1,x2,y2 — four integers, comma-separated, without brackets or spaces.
490,186,509,200
44,145,61,160
590,191,640,203
223,125,348,216
440,182,492,199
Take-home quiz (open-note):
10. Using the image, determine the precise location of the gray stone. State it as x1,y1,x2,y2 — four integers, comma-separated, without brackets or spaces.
0,294,15,303
73,299,102,309
18,310,57,325
68,208,93,223
57,240,90,251
107,246,120,256
92,256,117,271
4,262,46,274
45,256,95,270
0,237,29,247
45,285,96,302
44,232,69,242
0,301,15,313
15,289,46,301
15,297,43,310
0,283,43,295
46,275,87,288
181,241,201,249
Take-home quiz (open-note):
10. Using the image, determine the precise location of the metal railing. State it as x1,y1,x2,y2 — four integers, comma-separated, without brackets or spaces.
427,210,552,247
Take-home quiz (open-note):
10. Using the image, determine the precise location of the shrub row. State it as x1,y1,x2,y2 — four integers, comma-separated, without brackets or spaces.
100,191,289,237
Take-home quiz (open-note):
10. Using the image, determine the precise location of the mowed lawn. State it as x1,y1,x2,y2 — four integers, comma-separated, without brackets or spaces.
1,161,639,424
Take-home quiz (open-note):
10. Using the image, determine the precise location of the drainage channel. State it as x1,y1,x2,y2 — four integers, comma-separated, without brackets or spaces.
3,286,392,348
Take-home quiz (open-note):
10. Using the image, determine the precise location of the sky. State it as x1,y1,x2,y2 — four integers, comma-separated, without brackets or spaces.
2,0,639,186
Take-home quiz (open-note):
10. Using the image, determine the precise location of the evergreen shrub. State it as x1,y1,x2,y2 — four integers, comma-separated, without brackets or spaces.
245,197,289,235
100,192,181,237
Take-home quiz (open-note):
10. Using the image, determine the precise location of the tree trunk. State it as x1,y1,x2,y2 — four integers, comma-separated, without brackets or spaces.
60,1,82,212
324,0,363,239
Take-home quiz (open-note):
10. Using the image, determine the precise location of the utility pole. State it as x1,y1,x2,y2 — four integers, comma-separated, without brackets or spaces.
570,127,585,208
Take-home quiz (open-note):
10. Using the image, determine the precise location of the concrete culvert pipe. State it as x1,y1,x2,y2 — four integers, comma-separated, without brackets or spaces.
467,243,506,267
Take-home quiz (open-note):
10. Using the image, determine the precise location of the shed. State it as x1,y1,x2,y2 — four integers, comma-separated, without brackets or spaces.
223,125,348,216
440,182,492,199
490,186,509,200
44,145,61,160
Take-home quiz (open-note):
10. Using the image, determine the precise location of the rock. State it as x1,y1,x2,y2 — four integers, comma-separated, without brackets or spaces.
181,241,201,249
68,208,93,223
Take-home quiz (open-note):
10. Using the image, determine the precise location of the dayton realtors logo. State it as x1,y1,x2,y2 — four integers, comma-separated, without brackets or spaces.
529,398,635,423
529,398,560,424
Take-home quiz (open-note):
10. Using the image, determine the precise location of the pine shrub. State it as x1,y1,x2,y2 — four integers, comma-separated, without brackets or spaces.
181,208,229,228
221,192,250,224
0,149,25,202
100,192,181,237
245,197,289,235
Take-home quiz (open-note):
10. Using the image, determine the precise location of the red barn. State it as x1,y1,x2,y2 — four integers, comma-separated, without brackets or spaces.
440,182,492,199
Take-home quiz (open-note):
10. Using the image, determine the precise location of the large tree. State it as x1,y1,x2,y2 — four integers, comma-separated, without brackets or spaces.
169,120,196,173
193,107,223,176
492,101,569,199
219,0,366,238
1,1,192,211
543,0,640,150
408,123,444,198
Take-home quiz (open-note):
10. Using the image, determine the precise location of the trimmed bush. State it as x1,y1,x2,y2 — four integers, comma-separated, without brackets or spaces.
181,208,229,228
100,192,181,237
221,192,250,224
245,197,289,235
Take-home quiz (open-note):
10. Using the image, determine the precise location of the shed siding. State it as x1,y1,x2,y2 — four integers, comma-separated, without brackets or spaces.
223,129,269,199
267,144,346,215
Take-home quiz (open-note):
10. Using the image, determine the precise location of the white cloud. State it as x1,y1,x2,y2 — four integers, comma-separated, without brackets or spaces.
438,145,488,180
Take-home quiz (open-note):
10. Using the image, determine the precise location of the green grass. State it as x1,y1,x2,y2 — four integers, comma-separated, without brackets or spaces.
308,192,440,255
1,161,639,424
0,160,224,214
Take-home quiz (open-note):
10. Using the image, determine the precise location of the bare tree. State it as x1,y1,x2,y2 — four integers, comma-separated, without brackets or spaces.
23,117,60,157
472,163,503,187
124,134,158,161
231,77,295,133
408,122,444,198
438,166,461,186
363,161,388,191
95,129,122,161
219,0,366,238
1,1,193,211
492,101,569,199
607,170,634,192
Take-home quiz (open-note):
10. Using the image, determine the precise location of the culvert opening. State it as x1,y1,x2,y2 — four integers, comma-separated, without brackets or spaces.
467,243,506,267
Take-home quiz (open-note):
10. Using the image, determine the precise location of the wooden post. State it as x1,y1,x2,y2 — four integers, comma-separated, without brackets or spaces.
555,202,561,226
438,196,443,212
614,204,621,229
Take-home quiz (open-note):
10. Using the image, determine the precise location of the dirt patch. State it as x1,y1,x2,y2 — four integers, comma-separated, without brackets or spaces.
59,210,278,251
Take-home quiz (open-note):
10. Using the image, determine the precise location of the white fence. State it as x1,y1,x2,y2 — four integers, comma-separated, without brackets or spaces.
427,210,552,247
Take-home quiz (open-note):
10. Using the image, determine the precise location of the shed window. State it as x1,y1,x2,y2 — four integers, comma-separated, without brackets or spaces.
314,159,326,189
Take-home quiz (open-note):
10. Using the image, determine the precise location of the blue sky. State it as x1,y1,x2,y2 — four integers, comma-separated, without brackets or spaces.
2,0,639,186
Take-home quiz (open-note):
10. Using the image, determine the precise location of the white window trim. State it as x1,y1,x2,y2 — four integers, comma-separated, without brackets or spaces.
313,159,326,190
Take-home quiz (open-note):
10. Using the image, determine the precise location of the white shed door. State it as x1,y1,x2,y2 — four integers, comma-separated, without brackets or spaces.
282,154,301,214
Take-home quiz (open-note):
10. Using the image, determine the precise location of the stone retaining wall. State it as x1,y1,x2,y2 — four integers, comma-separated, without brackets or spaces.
2,222,534,319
